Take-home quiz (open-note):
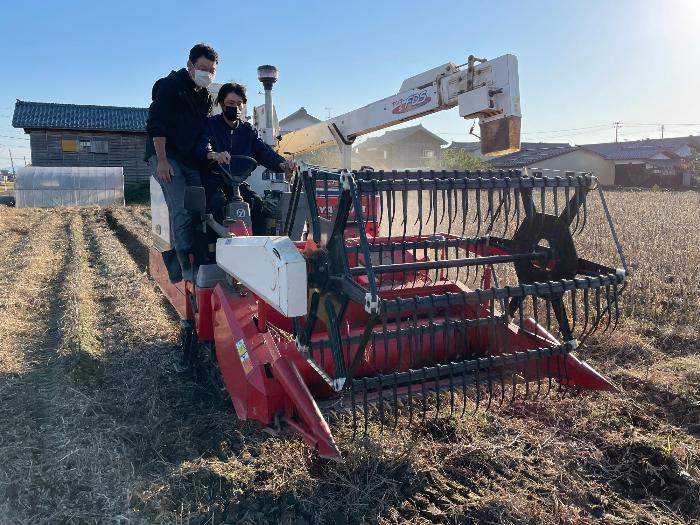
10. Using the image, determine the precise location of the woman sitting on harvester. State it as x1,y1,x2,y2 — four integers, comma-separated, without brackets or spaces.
195,82,295,254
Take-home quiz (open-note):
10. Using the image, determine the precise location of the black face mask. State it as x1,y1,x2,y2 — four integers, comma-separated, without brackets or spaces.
223,105,239,121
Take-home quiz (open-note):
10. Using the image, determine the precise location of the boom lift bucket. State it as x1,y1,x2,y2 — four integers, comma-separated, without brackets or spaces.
210,167,627,459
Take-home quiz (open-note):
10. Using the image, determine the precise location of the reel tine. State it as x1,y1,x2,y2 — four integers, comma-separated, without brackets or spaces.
579,186,589,235
486,357,494,411
553,177,560,217
401,179,409,242
612,281,621,332
535,349,543,398
573,184,582,235
378,374,384,433
421,367,428,425
472,358,481,415
386,189,394,241
361,378,369,438
351,381,358,441
498,362,506,407
408,370,414,425
446,180,454,236
524,350,530,398
474,186,482,237
582,285,591,337
461,359,469,417
602,284,613,334
449,362,456,417
510,366,517,405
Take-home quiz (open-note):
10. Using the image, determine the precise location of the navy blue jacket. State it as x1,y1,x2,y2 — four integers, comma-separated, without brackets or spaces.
145,68,213,167
196,114,285,176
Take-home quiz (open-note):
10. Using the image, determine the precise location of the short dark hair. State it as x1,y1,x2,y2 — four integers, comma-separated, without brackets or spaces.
189,43,218,65
217,82,248,105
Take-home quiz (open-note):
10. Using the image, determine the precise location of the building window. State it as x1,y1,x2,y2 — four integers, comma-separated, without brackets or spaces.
78,138,91,153
92,140,109,154
532,171,543,177
565,171,575,177
422,148,434,158
62,139,77,152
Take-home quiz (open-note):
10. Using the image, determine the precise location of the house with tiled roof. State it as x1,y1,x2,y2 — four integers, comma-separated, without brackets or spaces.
488,143,615,185
353,124,448,170
13,100,150,183
446,141,569,160
581,137,699,186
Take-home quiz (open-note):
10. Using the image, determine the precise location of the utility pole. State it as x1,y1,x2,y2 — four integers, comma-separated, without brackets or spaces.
324,107,335,119
661,124,665,139
8,149,15,175
613,122,621,143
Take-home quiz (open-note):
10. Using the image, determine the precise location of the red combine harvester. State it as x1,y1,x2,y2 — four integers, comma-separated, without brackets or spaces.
149,55,628,459
150,162,627,460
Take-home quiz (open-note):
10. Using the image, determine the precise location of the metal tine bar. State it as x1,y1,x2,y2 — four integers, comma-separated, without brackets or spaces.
421,368,428,424
415,179,423,227
579,184,589,235
446,181,454,236
363,378,369,437
510,367,517,405
485,357,494,411
602,284,614,334
401,180,408,243
408,370,414,425
381,273,624,313
378,375,384,432
572,184,582,235
486,187,495,233
502,184,512,237
474,186,482,237
472,359,481,414
612,281,621,332
387,189,395,241
460,185,469,255
448,363,455,417
460,361,468,417
535,349,542,398
498,359,506,407
392,372,399,430
351,381,357,440
570,286,578,336
371,180,380,243
553,177,560,217
432,183,439,239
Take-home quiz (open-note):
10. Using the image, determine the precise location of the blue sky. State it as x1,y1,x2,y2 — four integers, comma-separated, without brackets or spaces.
2,0,700,169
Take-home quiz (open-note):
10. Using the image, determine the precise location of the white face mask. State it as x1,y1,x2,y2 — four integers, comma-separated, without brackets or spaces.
193,69,214,88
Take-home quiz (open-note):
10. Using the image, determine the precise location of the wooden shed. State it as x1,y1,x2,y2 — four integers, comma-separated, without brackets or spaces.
12,100,149,184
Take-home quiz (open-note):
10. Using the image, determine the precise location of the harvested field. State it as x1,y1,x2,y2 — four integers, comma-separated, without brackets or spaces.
0,189,698,524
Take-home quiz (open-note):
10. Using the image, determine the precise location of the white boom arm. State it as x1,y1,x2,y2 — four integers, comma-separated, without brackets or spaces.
277,54,521,167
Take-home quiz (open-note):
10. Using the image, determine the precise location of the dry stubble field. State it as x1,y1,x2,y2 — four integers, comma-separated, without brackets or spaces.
0,190,699,524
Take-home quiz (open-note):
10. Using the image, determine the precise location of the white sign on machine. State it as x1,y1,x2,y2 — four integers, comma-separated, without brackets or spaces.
215,236,307,317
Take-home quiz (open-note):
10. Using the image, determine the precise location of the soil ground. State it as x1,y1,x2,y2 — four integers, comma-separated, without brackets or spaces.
0,190,698,524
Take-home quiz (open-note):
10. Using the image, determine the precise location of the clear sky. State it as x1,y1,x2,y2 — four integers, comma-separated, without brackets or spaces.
2,0,700,169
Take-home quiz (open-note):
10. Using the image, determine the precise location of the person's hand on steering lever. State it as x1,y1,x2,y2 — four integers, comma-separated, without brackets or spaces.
278,158,296,175
207,150,231,164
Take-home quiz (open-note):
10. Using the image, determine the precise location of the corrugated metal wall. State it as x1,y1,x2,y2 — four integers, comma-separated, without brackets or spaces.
29,130,149,183
14,166,124,208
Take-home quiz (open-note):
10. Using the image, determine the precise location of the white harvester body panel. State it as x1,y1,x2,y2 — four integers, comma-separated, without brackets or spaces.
150,176,171,249
216,236,307,317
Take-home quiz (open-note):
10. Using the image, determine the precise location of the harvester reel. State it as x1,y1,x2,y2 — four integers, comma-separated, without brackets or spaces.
288,167,627,440
511,213,578,284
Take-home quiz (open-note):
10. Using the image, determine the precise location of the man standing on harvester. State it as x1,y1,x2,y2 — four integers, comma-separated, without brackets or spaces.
146,43,218,282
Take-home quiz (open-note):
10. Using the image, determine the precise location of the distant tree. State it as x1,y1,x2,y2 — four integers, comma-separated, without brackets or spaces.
440,148,489,171
298,145,341,169
689,143,700,187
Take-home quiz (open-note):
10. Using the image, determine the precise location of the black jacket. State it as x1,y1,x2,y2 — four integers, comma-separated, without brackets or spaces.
145,68,213,167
